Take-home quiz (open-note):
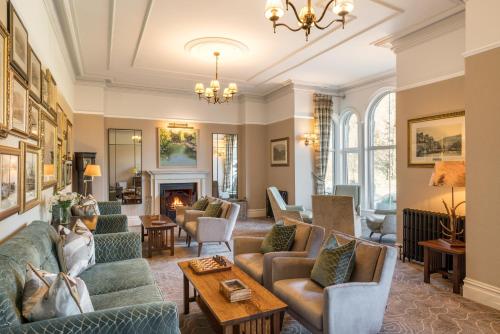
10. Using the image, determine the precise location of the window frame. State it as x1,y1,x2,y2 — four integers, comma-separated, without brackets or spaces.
366,90,396,210
340,110,361,185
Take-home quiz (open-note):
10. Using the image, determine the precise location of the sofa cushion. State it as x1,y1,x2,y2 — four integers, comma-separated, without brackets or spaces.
284,218,311,252
273,278,324,330
260,224,297,254
310,240,356,287
90,285,163,311
234,253,264,283
57,221,95,277
192,198,209,211
349,242,382,282
203,203,222,217
79,258,154,295
220,201,231,219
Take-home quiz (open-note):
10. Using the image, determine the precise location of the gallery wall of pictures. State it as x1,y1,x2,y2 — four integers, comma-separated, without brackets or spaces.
0,0,73,222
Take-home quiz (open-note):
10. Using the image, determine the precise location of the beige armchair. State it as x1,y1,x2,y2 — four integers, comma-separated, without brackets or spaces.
366,209,397,242
234,218,325,290
175,196,218,237
184,201,240,257
312,195,362,238
271,233,397,334
267,186,313,223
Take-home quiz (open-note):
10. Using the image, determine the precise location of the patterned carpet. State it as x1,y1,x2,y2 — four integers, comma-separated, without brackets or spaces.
135,219,500,334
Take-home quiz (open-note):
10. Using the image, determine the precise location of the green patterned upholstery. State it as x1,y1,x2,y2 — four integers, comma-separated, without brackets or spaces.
0,221,179,333
97,201,122,215
310,239,356,287
94,232,142,263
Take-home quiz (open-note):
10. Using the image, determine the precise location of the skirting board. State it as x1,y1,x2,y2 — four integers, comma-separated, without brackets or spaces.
463,277,500,311
248,209,266,218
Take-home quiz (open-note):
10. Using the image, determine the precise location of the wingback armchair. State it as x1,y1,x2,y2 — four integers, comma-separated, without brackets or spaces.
234,218,325,290
312,195,362,238
52,201,128,234
333,184,361,215
366,209,397,242
184,201,240,257
271,233,397,334
267,187,313,223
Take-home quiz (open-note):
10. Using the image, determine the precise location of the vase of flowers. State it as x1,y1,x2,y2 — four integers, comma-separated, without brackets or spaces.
50,192,81,225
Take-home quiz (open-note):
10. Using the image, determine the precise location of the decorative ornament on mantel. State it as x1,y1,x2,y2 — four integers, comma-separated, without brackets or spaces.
194,51,238,105
265,0,354,41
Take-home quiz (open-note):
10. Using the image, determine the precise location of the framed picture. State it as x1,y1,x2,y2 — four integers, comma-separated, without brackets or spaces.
28,47,42,102
63,160,72,186
56,138,63,190
48,70,57,112
157,127,198,168
9,4,28,80
270,137,289,166
27,98,40,140
0,145,20,221
408,111,465,167
0,0,7,31
66,120,73,160
41,67,49,108
41,110,57,188
9,69,28,137
57,104,66,139
20,142,41,213
0,25,7,136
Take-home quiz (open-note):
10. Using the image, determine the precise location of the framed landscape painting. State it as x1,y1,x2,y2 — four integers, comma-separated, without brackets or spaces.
408,111,465,167
9,70,28,137
157,127,198,168
0,25,7,135
28,47,42,102
0,145,20,221
41,110,57,188
28,98,40,140
20,142,41,213
9,4,28,80
270,137,289,167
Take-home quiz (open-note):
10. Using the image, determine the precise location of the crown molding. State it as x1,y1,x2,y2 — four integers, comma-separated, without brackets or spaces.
373,7,465,53
338,70,396,93
463,41,500,58
396,71,464,92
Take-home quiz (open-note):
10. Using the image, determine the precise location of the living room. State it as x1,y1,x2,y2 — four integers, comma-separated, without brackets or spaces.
0,0,499,333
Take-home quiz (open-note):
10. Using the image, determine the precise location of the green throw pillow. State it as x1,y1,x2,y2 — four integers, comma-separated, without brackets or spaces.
192,198,209,210
203,203,222,217
310,239,356,287
260,224,297,254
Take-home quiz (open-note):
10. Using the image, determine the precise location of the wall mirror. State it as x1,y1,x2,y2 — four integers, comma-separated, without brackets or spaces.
108,129,142,205
212,133,238,199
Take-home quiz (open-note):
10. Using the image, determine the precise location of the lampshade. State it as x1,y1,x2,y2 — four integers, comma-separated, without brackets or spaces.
228,83,238,93
194,83,205,94
265,0,285,20
429,161,465,188
43,164,55,176
205,88,214,98
333,0,354,16
210,80,220,91
84,164,102,177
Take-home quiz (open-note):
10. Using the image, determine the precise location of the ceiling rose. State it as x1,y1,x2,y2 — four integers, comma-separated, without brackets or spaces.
185,37,249,60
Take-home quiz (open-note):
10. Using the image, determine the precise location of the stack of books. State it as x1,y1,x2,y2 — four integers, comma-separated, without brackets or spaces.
219,279,252,303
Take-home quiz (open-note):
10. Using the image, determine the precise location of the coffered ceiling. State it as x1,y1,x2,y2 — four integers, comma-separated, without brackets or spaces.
53,0,464,95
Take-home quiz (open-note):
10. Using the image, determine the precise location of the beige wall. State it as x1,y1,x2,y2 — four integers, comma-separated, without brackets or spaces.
396,76,466,241
241,124,267,210
465,47,500,291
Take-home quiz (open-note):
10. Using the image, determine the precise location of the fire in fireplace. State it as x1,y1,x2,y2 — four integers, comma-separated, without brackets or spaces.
160,183,197,220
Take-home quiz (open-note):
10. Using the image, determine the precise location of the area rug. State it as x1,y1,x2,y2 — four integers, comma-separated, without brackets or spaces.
138,220,500,334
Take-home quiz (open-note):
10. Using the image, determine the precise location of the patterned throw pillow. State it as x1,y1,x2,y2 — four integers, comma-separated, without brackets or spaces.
310,239,356,288
71,195,100,216
260,224,297,254
192,198,209,210
22,264,93,322
57,220,95,277
323,234,340,249
203,203,222,217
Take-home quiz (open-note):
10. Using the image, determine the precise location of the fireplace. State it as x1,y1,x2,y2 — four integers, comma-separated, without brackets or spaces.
160,183,197,220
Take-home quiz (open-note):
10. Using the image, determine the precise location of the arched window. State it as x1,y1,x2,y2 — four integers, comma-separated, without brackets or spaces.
367,91,396,210
341,111,359,185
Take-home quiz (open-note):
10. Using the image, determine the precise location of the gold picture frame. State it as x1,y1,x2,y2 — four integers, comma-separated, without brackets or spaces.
66,119,73,161
41,109,57,189
407,111,465,168
20,141,41,213
27,97,40,141
0,24,7,138
9,4,28,80
270,137,289,167
41,67,50,109
0,145,20,220
47,70,57,112
9,68,29,137
28,46,42,102
56,137,63,190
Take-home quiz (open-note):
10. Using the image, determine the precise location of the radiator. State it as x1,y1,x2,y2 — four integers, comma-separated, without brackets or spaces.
402,208,465,263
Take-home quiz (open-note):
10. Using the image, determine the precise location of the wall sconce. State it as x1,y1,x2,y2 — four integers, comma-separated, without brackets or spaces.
303,133,317,146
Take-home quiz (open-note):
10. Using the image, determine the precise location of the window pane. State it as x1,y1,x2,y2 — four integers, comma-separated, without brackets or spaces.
345,114,358,148
325,151,334,194
346,152,358,185
373,148,396,210
372,92,396,147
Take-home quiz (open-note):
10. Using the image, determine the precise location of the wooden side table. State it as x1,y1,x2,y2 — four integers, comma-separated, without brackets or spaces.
140,215,176,257
418,239,466,294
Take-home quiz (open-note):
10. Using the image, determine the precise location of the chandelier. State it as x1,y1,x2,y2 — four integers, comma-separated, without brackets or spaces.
265,0,354,41
194,52,238,104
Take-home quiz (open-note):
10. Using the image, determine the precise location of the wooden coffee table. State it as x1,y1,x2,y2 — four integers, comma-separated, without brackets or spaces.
140,215,176,257
178,260,287,334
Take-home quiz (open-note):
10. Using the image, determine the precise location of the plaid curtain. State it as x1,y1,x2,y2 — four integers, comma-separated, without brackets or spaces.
313,94,334,194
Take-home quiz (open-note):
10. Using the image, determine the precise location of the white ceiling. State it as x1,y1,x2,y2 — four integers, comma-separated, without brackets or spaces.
54,0,464,95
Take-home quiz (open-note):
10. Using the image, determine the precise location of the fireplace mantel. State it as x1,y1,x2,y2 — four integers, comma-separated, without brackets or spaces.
144,170,209,215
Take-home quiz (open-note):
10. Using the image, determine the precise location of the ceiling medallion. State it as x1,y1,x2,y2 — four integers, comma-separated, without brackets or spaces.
185,37,249,60
194,51,238,105
265,0,354,41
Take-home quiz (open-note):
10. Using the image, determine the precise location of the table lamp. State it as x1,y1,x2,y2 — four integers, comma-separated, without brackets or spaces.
429,161,466,247
84,164,101,196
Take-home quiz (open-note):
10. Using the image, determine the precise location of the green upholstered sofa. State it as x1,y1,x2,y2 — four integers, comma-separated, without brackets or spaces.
0,221,179,334
52,201,128,234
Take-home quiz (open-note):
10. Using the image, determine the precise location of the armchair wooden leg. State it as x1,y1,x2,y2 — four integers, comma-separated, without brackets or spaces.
225,241,232,252
187,236,191,247
369,232,374,239
178,227,182,238
198,243,203,257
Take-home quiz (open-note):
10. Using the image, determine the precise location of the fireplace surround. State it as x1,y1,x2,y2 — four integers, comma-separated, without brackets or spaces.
160,183,197,220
